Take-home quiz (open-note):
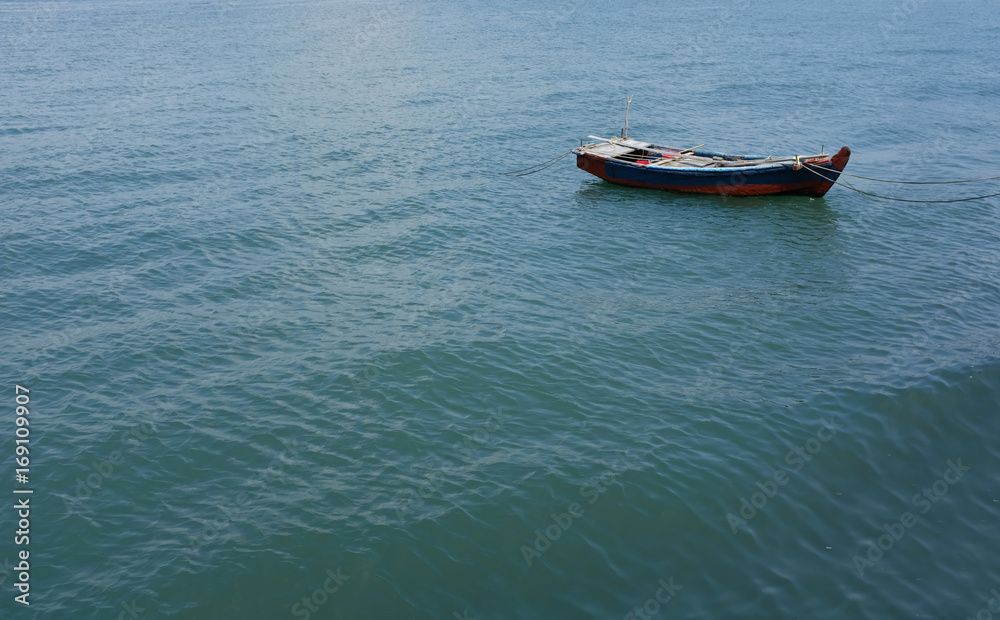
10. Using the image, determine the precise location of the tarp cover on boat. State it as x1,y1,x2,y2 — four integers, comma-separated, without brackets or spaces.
585,143,637,157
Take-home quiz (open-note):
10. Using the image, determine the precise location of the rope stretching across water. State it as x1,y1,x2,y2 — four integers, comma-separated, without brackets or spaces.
804,163,1000,203
504,150,575,176
508,148,1000,199
831,171,1000,185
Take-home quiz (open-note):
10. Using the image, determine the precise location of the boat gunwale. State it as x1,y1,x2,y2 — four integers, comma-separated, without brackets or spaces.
576,151,837,174
574,140,834,173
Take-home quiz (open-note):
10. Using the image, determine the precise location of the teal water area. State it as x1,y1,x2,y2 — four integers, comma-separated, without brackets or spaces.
2,0,999,617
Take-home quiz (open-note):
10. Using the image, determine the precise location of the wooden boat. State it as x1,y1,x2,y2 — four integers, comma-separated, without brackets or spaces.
574,136,851,197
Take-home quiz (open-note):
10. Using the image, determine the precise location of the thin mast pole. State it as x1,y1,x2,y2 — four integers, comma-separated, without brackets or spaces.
624,95,633,139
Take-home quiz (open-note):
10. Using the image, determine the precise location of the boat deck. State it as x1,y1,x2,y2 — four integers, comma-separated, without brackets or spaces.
577,138,813,170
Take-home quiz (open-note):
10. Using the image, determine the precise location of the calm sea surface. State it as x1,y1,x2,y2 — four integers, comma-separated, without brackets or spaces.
2,1,999,618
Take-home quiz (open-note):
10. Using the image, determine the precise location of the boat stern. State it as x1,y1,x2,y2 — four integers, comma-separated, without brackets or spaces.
576,152,609,180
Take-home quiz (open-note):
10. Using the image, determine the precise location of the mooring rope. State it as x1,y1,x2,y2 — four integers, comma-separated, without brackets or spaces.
514,151,574,177
507,147,1000,198
804,163,1000,203
833,171,1000,185
504,150,575,176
